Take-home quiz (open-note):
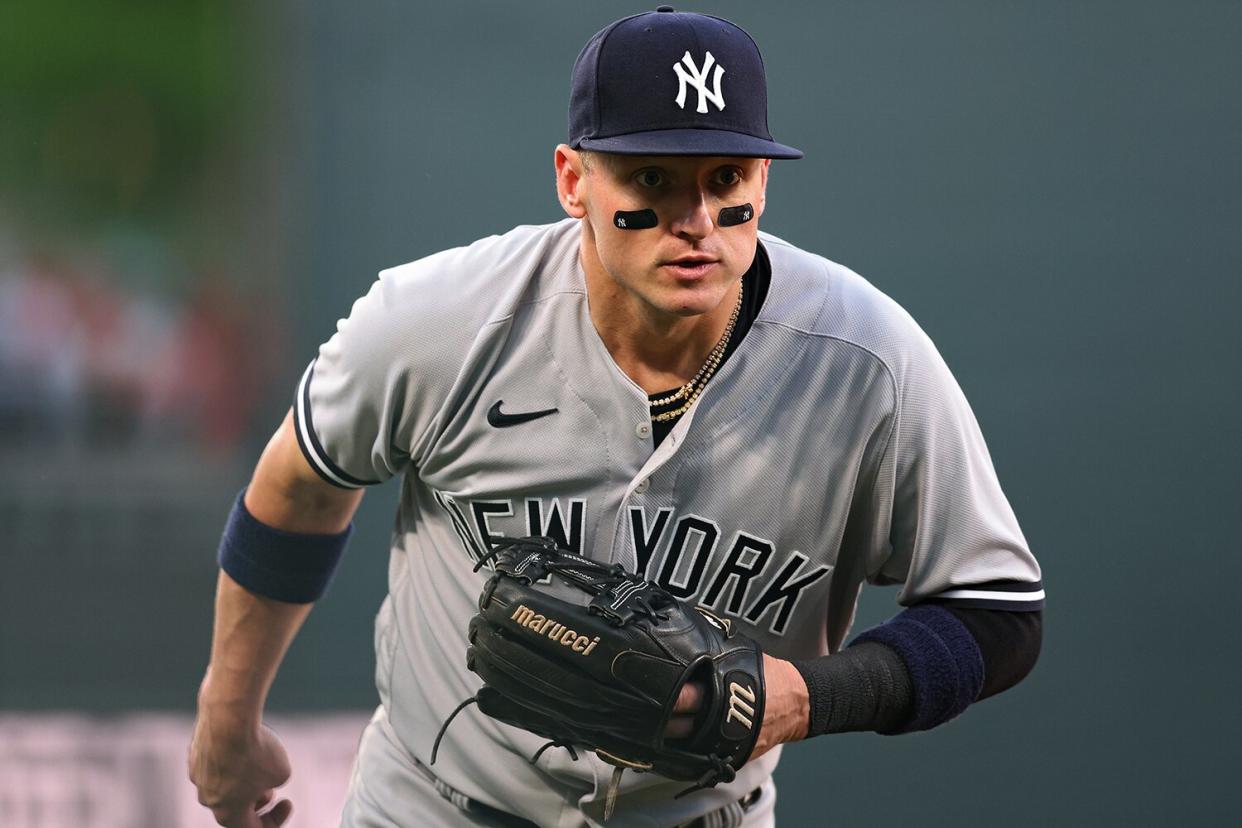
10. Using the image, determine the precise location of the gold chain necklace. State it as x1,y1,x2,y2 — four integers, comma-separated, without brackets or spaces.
649,278,743,422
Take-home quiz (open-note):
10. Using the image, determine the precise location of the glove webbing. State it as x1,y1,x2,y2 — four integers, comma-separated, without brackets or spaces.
474,539,669,625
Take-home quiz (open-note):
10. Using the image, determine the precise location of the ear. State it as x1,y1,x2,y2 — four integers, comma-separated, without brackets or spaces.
555,145,588,219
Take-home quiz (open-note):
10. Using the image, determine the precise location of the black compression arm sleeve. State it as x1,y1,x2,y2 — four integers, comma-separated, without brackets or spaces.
790,642,914,735
789,606,1043,736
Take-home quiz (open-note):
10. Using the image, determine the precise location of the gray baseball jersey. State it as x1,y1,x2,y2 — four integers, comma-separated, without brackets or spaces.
294,217,1042,826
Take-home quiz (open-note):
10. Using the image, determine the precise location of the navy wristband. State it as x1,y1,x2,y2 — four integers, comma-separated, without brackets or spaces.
851,604,985,733
217,488,352,604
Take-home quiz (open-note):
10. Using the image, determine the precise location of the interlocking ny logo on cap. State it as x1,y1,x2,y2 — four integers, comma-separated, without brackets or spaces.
673,50,725,113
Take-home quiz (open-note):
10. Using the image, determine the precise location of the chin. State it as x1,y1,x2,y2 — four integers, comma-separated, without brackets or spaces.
665,303,712,318
656,287,729,318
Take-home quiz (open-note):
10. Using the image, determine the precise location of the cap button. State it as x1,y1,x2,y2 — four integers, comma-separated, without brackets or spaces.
656,5,675,12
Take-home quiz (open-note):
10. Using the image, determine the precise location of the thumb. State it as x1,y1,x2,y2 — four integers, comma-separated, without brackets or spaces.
228,811,263,828
262,799,293,827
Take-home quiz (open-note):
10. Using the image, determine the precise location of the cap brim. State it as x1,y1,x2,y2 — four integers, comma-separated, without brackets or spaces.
576,128,803,159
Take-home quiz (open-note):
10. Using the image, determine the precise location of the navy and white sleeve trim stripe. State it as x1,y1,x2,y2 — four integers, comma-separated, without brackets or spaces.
293,360,379,490
927,579,1045,611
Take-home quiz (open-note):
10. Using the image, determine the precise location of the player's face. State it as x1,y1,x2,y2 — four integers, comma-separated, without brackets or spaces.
558,148,770,319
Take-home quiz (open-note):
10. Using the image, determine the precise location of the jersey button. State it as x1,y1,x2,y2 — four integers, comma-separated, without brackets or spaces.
634,479,650,494
635,422,652,439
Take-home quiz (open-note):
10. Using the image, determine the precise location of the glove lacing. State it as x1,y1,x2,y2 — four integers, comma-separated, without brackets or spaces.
430,696,478,765
676,754,737,798
530,738,579,764
431,697,582,769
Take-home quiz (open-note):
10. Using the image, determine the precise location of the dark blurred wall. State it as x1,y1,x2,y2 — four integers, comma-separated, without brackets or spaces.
3,2,1238,825
0,0,283,711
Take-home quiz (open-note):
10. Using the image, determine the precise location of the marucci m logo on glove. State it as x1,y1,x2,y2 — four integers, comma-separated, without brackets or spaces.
511,604,601,655
726,679,757,730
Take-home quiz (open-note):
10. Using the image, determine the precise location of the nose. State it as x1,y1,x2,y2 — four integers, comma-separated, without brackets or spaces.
668,190,714,241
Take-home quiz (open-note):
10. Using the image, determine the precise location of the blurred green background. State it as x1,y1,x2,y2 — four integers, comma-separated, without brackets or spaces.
1,1,1239,825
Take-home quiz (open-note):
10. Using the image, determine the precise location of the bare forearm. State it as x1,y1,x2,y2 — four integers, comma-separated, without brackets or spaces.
198,570,314,724
190,574,304,827
201,411,363,715
192,411,363,825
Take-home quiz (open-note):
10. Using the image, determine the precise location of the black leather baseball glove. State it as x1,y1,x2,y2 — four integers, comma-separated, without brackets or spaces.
432,536,766,819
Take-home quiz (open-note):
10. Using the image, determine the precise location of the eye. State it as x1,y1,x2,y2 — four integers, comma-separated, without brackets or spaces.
713,167,743,187
634,169,666,188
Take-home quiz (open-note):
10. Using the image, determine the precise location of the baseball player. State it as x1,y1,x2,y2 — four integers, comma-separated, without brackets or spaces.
189,8,1043,828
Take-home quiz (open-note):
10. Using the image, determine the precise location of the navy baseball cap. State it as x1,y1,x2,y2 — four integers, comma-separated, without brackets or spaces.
568,7,803,159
